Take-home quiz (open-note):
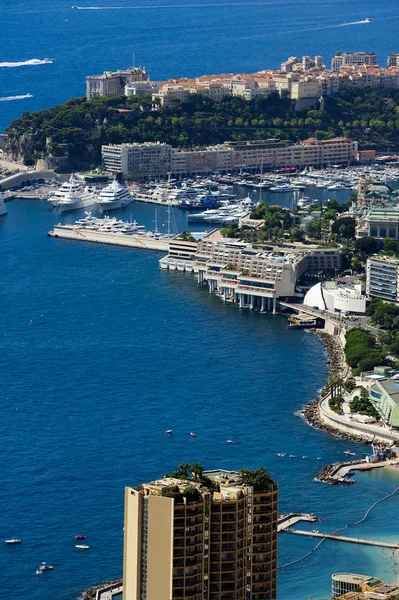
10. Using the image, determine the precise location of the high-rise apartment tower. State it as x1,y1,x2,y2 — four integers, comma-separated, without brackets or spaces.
123,468,278,600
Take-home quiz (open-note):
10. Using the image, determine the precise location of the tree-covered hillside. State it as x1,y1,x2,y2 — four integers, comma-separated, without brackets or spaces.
6,87,399,166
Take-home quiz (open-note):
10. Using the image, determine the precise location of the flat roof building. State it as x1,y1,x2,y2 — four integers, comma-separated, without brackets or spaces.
304,281,366,315
366,256,399,303
369,377,399,427
123,468,278,600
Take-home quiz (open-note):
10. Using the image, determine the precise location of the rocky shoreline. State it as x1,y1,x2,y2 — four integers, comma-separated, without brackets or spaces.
301,330,373,445
82,579,122,600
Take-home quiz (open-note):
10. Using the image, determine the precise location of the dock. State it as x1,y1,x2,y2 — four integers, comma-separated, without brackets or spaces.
48,224,170,252
288,529,399,549
277,513,318,533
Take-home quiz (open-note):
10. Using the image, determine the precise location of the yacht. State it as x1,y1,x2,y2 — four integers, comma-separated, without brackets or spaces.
365,17,372,23
47,174,84,207
269,184,294,193
56,186,96,213
96,179,134,212
0,192,7,216
5,538,22,544
297,196,318,209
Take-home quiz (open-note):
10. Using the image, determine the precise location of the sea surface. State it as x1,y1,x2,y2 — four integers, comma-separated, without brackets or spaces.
2,0,399,131
1,1,399,598
1,198,399,600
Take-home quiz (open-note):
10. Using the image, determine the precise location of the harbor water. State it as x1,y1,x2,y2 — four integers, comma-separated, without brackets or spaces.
1,198,399,599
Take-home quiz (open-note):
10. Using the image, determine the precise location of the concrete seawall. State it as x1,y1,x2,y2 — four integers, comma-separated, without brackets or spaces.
48,225,170,252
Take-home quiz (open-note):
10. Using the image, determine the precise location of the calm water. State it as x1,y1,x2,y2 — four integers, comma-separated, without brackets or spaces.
2,0,399,131
1,198,399,600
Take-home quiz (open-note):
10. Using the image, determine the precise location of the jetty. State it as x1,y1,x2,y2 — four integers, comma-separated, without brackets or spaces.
277,513,318,532
48,224,170,252
289,529,399,549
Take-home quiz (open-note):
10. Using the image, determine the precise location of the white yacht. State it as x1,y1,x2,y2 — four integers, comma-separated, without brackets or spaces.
0,192,7,216
47,174,84,207
56,186,96,213
269,184,294,193
297,196,318,209
96,179,133,212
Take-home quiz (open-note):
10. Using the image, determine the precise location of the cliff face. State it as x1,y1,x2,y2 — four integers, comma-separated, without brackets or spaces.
4,132,34,165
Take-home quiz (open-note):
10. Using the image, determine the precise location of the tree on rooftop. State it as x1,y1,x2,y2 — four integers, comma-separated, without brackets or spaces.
239,467,273,491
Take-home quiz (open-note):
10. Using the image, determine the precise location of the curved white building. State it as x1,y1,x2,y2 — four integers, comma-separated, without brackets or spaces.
304,281,366,314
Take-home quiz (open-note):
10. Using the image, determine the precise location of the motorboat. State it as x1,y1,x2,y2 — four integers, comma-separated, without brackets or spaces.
226,440,233,444
343,450,356,456
190,432,196,438
36,562,54,574
165,429,173,434
96,179,134,212
297,196,318,209
302,456,309,459
75,535,86,540
75,544,90,549
5,538,22,544
365,17,372,22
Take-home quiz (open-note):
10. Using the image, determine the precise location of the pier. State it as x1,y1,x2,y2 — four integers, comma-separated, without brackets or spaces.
288,529,399,549
48,224,170,252
277,513,318,532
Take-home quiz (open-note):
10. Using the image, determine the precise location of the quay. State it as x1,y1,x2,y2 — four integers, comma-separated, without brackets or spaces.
277,512,318,532
48,224,170,252
288,529,399,549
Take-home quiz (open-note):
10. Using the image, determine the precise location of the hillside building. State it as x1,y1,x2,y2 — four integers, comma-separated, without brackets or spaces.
86,66,149,99
366,256,399,303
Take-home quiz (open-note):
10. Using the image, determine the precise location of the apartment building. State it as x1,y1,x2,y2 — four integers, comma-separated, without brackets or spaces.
290,77,322,100
331,52,377,71
102,137,358,176
152,85,191,107
123,469,278,600
366,256,399,302
101,143,172,176
388,53,399,67
86,66,149,99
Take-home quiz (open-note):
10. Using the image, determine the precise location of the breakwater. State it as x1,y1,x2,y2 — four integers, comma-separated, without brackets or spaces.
82,579,122,600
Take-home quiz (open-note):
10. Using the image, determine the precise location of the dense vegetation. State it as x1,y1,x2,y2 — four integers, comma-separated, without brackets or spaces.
344,328,386,375
7,87,399,166
350,388,380,419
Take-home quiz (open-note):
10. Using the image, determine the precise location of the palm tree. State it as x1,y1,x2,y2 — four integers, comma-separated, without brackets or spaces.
178,462,191,477
191,462,204,482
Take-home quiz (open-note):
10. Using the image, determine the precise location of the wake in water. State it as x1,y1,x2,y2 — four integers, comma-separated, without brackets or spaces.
339,19,372,26
0,94,33,102
0,58,53,68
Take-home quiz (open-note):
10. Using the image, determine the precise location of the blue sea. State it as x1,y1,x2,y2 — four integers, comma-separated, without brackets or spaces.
2,0,399,131
1,1,399,598
1,197,399,600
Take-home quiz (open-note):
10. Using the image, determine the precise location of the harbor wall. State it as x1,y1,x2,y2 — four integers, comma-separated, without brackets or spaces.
48,226,170,252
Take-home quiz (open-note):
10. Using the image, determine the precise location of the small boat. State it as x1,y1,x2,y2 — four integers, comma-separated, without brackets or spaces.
226,440,233,444
165,429,173,434
5,538,22,544
75,544,90,549
365,17,372,22
317,457,323,460
302,456,309,459
75,535,86,540
36,562,54,574
281,452,287,457
275,453,283,457
190,432,196,437
289,455,296,458
344,450,356,456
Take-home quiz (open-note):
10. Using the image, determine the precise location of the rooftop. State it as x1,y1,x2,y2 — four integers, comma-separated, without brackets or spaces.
332,573,375,585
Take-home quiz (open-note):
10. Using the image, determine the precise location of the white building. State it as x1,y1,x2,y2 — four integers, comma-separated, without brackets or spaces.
366,256,399,303
304,281,366,314
86,66,149,99
101,143,172,176
152,85,191,107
